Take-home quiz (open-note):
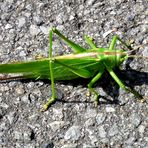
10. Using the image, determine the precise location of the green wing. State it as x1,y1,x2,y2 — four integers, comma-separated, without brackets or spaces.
0,57,101,80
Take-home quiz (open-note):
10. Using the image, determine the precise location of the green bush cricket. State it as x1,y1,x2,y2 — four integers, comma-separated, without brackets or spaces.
0,28,146,111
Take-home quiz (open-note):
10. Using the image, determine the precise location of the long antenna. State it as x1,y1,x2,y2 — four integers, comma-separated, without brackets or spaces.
0,75,26,81
127,55,148,59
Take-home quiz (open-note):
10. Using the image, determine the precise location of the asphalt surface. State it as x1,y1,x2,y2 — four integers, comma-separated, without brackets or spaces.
0,0,148,147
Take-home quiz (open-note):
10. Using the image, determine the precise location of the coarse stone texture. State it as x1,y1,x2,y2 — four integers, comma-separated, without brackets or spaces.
0,0,147,147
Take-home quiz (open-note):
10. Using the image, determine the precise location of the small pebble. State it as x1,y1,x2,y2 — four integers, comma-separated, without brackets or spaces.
64,126,81,141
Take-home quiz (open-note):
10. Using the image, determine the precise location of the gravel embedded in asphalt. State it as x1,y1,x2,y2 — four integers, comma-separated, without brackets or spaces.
0,0,148,147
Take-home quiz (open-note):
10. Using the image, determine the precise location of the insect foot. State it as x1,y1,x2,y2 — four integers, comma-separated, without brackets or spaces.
138,97,146,103
86,91,91,97
94,95,99,107
40,104,49,112
125,87,145,102
94,101,99,107
40,97,56,112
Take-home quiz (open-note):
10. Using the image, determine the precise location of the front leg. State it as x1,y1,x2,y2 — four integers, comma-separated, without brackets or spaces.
109,35,132,51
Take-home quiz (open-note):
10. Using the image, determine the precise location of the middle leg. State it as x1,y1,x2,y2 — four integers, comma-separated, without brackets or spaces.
88,69,104,106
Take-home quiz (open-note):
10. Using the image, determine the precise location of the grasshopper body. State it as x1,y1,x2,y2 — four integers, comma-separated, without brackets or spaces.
0,28,144,111
0,49,126,80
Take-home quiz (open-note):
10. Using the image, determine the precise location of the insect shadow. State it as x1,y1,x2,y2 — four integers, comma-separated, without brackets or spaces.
59,56,147,106
34,66,147,106
60,68,148,105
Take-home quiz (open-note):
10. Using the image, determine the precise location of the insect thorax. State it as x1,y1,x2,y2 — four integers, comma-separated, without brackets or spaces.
99,50,127,69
